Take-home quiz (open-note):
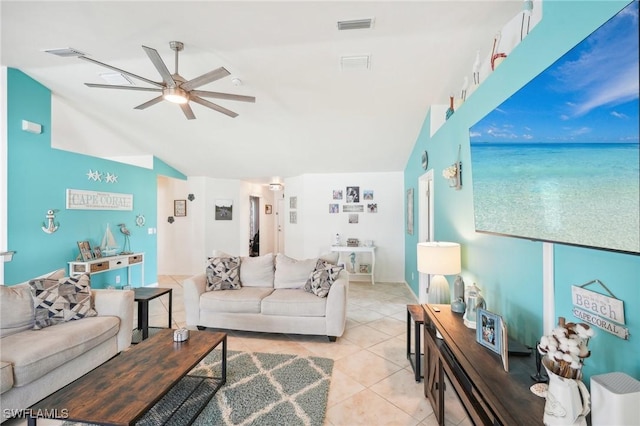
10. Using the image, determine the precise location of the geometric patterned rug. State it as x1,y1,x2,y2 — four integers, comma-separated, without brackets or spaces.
66,350,333,426
188,350,333,426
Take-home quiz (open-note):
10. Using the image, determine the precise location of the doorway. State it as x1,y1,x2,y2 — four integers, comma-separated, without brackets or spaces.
276,196,284,253
418,170,434,303
249,196,260,256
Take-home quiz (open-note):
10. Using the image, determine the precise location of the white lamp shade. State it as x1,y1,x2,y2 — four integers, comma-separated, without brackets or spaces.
417,242,461,275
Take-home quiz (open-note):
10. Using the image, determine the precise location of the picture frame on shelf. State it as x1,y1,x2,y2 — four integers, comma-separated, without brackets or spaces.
476,308,509,371
93,246,102,259
359,264,371,273
77,241,93,261
476,308,502,354
174,199,187,217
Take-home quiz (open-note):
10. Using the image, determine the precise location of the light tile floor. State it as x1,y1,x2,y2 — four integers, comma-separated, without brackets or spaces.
6,277,471,426
150,276,472,426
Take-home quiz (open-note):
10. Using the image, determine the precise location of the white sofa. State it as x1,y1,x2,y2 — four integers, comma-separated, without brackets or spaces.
183,253,348,341
0,271,134,423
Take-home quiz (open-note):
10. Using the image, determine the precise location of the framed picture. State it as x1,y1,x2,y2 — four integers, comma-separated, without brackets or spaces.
333,190,343,200
174,199,187,217
343,204,364,213
329,203,339,213
348,213,359,224
290,196,297,209
367,203,378,213
265,204,273,214
346,186,360,203
406,188,414,235
476,308,506,359
77,240,93,261
215,199,233,220
363,190,374,200
290,211,297,224
359,264,371,273
93,246,102,259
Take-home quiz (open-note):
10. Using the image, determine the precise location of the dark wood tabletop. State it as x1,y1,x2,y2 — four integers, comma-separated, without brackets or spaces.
423,304,544,425
133,287,171,301
29,329,226,426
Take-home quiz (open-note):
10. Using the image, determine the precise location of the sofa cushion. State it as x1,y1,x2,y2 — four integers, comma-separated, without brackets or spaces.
261,289,327,317
206,256,241,291
200,287,274,314
304,259,344,298
274,254,318,289
0,316,119,387
29,273,97,330
240,253,274,287
1,269,66,338
319,251,340,265
0,361,13,394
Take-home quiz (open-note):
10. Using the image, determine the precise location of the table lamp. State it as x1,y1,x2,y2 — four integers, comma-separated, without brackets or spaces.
417,242,461,304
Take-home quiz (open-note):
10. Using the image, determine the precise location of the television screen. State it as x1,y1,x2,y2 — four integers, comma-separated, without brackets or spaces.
470,1,639,255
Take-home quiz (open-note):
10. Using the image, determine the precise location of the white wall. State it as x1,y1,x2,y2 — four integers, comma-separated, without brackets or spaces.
159,172,404,283
284,172,405,283
157,175,191,275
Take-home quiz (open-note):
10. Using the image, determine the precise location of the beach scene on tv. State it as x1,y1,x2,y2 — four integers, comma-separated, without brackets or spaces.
469,1,639,254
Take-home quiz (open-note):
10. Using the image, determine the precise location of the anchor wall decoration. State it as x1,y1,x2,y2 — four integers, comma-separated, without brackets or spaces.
42,209,60,234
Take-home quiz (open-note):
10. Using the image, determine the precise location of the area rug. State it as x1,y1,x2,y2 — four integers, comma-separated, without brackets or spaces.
65,350,333,426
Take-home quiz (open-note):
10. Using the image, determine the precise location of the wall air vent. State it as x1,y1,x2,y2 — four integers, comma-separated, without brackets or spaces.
337,18,374,31
43,48,86,57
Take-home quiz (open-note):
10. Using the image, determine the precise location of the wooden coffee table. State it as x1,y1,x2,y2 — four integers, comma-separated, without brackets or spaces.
28,329,226,425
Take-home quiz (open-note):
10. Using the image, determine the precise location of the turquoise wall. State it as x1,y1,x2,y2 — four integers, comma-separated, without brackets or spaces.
404,1,639,383
5,68,186,287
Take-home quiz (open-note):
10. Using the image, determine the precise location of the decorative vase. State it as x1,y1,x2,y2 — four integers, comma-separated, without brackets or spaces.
542,357,590,426
446,95,455,120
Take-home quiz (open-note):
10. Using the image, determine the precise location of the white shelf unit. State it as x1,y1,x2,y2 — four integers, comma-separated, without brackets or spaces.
330,245,376,285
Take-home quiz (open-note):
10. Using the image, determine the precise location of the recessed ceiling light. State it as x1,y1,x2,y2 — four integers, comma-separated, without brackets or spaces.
99,73,133,85
337,18,374,31
43,47,86,57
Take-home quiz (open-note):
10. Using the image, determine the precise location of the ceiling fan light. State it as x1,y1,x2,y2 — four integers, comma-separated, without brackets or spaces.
163,87,189,104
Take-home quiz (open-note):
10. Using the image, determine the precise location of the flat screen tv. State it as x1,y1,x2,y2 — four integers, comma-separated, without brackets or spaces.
470,0,639,255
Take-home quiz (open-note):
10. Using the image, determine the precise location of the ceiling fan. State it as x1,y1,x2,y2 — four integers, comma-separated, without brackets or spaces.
80,41,255,120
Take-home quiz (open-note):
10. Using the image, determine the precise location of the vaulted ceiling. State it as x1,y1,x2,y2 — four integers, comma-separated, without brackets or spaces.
1,1,521,184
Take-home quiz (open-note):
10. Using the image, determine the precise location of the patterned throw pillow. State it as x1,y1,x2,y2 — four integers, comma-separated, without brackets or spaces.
304,259,344,298
29,274,97,330
206,256,241,291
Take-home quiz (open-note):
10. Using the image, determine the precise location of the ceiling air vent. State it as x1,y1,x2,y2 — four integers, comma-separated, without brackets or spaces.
337,18,374,31
340,55,371,71
43,47,86,57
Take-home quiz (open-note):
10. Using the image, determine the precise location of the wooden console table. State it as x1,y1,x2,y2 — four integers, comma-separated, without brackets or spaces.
330,245,376,284
422,304,544,425
68,252,144,286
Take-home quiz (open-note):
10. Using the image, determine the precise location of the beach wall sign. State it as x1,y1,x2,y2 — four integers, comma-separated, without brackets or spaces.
571,282,629,340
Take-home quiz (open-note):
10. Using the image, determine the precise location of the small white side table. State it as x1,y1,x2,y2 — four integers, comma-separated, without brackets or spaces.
330,245,376,285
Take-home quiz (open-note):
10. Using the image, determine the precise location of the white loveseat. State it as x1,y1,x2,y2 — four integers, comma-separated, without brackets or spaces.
0,270,134,423
183,253,348,341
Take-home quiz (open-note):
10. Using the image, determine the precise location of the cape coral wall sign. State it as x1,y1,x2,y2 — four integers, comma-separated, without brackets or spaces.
66,189,133,211
571,280,629,340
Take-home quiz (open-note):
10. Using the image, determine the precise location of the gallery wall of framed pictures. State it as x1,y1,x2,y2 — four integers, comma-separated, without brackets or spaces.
329,185,378,224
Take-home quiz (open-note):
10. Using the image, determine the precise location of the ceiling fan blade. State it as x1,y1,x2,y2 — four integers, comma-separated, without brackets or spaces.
134,96,164,110
180,103,196,120
85,83,162,92
79,56,163,88
190,96,238,118
181,67,230,91
190,90,256,103
142,45,176,88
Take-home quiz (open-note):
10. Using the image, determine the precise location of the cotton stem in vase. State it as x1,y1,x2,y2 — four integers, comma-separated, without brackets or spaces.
537,317,594,380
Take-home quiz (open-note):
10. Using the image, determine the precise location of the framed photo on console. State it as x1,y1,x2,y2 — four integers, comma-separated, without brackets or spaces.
476,308,509,371
77,240,93,261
